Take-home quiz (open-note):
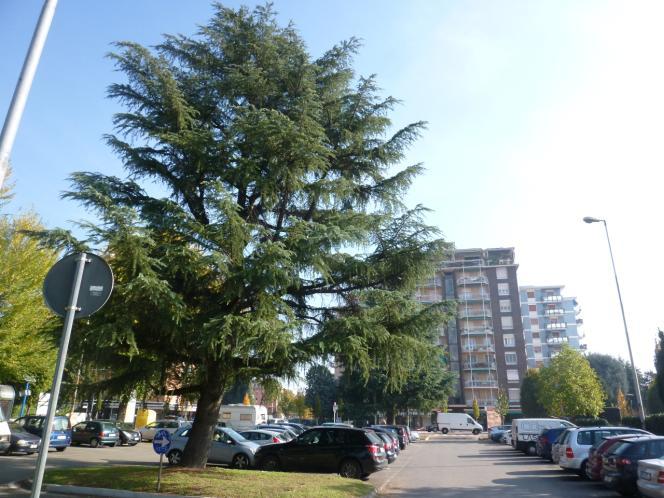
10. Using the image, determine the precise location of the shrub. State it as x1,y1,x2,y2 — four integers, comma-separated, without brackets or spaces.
571,416,609,427
645,413,664,435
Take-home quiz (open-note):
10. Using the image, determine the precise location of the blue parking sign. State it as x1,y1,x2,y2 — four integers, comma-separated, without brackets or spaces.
152,429,171,455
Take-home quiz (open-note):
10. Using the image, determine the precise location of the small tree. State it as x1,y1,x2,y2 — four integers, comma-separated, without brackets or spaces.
521,370,547,417
472,399,480,421
538,346,606,418
617,387,630,417
495,389,510,424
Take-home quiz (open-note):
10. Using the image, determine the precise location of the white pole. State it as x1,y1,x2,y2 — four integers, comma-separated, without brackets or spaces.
0,0,58,191
30,253,88,498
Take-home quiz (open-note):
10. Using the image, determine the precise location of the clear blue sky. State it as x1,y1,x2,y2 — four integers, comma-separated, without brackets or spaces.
3,0,663,371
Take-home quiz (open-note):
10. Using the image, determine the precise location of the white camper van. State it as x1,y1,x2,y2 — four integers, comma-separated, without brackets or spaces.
218,404,268,431
511,418,575,454
0,385,15,453
435,412,483,434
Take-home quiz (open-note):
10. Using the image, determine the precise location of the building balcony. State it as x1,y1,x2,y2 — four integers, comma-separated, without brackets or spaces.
458,292,491,303
461,345,495,353
547,337,569,346
542,295,563,303
545,323,567,330
462,362,497,370
544,308,565,315
460,327,493,336
458,309,492,319
457,276,489,286
464,380,499,388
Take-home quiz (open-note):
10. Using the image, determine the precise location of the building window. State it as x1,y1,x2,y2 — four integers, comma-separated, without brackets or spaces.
496,267,508,280
505,352,518,365
508,389,521,402
498,283,510,296
533,346,542,353
503,334,515,347
527,291,535,299
532,332,540,339
507,369,519,382
501,316,514,330
499,299,511,313
530,318,539,325
528,304,537,312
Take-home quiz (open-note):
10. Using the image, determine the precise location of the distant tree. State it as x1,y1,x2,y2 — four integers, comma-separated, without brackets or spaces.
304,365,337,421
0,198,59,395
587,353,629,405
495,389,510,424
616,388,630,417
656,329,664,404
472,399,480,421
647,380,664,414
538,347,606,418
520,370,547,417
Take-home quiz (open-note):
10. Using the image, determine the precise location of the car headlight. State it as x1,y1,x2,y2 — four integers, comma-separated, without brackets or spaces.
0,435,9,443
16,439,27,445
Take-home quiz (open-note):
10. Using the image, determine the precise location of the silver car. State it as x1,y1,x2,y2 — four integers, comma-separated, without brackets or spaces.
167,426,259,469
240,429,286,446
138,419,187,442
638,458,664,497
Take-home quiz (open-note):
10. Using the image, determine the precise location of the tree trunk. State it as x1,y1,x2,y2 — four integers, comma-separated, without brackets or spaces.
116,395,128,422
386,404,396,424
180,363,226,468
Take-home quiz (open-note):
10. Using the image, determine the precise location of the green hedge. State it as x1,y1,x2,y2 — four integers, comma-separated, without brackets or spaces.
622,413,664,434
570,416,609,427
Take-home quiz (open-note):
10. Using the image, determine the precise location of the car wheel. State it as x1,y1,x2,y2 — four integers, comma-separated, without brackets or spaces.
441,428,449,434
55,447,66,452
525,444,536,456
578,460,588,478
167,449,183,466
472,429,480,435
339,458,362,479
90,438,100,448
260,455,281,471
109,443,116,448
232,453,250,469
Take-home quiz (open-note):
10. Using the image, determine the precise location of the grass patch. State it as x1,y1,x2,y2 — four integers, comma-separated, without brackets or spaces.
44,465,373,498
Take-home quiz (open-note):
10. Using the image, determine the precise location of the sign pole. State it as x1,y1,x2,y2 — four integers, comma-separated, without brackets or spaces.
30,253,88,498
157,453,163,492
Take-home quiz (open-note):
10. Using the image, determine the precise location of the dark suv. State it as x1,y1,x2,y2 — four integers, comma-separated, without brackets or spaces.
602,435,664,495
71,420,120,447
256,426,387,479
13,415,71,451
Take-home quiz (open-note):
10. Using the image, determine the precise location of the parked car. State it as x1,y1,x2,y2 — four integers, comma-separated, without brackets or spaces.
588,435,652,481
3,422,41,455
370,425,408,450
410,431,420,442
602,435,664,495
167,426,260,469
115,422,141,446
559,427,651,475
71,420,120,448
277,422,306,434
511,418,575,455
256,426,388,479
240,429,287,445
255,425,298,441
138,420,188,442
366,426,400,455
638,457,664,497
13,415,71,451
552,428,575,464
536,427,566,460
373,431,398,463
489,425,512,443
435,413,483,435
500,430,511,444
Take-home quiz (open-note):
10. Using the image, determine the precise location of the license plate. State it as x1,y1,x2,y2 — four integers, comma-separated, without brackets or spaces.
640,470,652,481
29,444,37,448
56,435,66,440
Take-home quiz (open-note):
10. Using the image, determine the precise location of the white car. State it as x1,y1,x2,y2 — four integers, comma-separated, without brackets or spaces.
639,458,664,497
410,431,420,441
138,420,187,442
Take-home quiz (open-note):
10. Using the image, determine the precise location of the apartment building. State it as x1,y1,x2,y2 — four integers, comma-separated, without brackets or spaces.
416,248,528,409
519,286,585,368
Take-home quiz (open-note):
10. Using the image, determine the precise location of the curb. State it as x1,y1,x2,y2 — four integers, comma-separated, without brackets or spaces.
44,484,211,498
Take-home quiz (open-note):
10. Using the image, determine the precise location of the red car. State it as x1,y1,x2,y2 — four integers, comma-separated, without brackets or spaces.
586,434,651,481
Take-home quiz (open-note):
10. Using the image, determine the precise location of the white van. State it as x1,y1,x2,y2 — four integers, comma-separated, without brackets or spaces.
435,412,483,434
0,385,15,453
218,404,268,431
511,418,575,454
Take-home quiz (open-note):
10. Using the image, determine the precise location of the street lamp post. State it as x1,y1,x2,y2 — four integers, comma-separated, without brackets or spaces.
583,216,646,428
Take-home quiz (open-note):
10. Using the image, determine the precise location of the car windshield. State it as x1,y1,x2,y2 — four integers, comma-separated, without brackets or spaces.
222,427,247,442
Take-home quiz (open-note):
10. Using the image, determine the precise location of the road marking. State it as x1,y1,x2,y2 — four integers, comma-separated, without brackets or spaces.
377,451,416,494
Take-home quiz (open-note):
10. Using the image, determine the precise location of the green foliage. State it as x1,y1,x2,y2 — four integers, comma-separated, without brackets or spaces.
656,330,664,404
520,370,547,417
570,417,610,427
622,414,664,433
648,380,664,414
621,415,641,429
304,365,337,421
495,390,510,423
0,209,59,394
537,346,606,418
472,399,480,421
587,353,630,405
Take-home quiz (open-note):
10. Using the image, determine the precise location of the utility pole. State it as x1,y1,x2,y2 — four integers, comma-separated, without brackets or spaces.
0,0,58,190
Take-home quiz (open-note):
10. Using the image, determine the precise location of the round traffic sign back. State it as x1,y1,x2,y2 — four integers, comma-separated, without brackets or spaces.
43,253,114,318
